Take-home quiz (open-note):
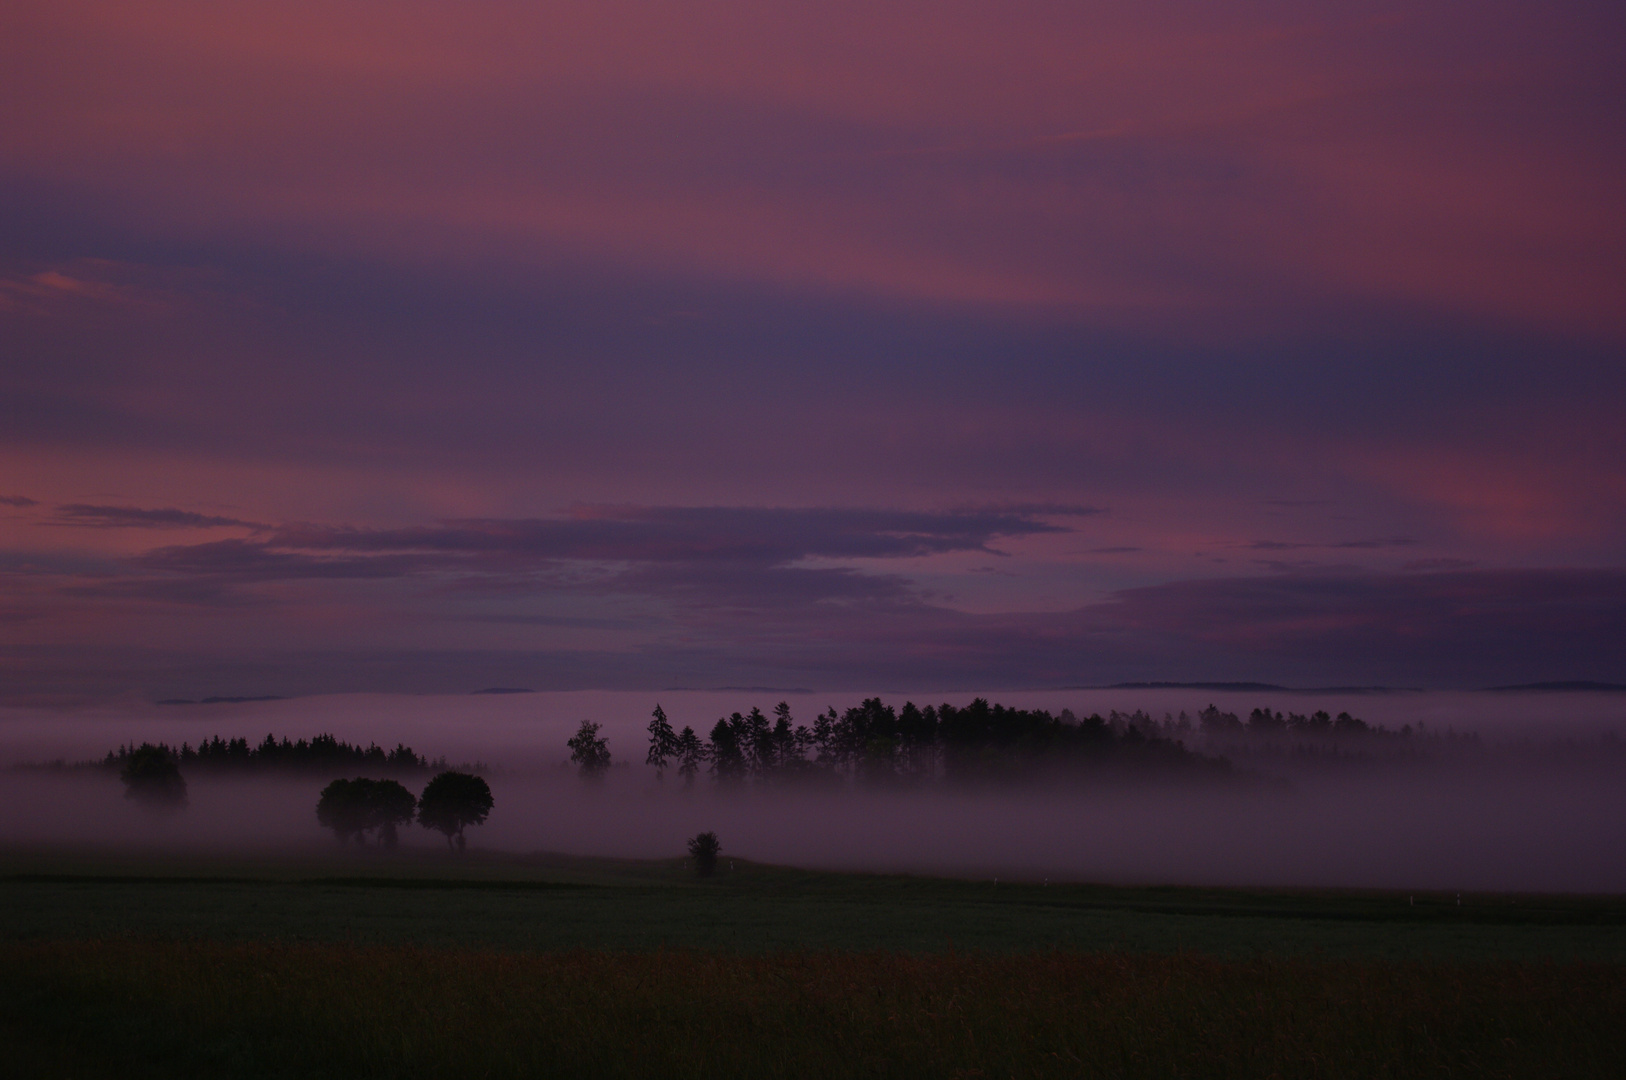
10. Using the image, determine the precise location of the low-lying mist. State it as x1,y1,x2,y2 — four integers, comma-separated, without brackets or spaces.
3,689,1624,893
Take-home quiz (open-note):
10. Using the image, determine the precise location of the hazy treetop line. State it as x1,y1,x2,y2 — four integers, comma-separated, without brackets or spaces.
98,734,453,775
62,693,1626,793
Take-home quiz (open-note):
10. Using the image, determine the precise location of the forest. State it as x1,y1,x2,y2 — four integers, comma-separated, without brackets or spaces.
101,733,443,774
633,698,1235,787
88,697,1442,792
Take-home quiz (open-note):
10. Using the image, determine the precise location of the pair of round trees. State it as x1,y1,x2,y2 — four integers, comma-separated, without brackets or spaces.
317,770,492,850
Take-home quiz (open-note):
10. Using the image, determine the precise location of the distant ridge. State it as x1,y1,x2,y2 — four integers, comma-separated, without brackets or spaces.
1487,681,1626,692
663,686,818,695
1085,682,1417,694
1103,681,1287,692
472,687,536,695
155,695,284,705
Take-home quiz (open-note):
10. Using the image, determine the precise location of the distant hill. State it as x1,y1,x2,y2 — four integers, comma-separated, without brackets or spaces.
1087,682,1413,694
472,687,536,695
1487,681,1626,692
1101,681,1288,692
662,686,818,695
156,695,284,705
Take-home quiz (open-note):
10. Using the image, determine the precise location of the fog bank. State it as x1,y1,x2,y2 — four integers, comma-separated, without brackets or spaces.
3,689,1624,892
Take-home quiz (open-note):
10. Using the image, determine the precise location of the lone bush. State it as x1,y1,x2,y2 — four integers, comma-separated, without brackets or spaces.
687,831,721,877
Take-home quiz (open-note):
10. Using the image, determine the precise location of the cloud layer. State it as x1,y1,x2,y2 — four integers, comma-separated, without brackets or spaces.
2,3,1623,699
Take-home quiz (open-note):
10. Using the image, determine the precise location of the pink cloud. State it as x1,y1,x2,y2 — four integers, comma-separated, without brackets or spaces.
4,2,1620,333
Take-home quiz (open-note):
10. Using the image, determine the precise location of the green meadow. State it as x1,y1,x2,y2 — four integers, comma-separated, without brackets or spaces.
3,846,1623,1077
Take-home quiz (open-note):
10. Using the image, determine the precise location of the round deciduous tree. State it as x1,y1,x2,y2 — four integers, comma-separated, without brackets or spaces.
417,771,493,851
316,777,418,847
367,778,418,848
120,743,188,809
316,778,368,844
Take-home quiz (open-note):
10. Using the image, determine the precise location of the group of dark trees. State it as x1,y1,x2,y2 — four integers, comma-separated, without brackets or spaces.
119,744,189,808
635,699,1229,787
109,739,492,848
316,771,493,850
1199,706,1398,738
104,734,442,774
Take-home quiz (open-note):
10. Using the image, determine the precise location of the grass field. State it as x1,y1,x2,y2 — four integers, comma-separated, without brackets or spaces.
4,941,1622,1078
4,844,1624,959
3,845,1624,1077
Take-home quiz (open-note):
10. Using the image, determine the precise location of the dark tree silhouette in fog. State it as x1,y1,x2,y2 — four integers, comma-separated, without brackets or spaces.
645,704,679,779
316,777,417,846
675,725,704,787
119,743,187,809
707,716,747,783
316,778,368,844
367,779,417,848
688,831,721,877
567,720,612,779
108,733,434,774
417,771,493,851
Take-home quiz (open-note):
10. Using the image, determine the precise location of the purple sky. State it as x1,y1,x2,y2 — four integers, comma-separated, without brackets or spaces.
2,2,1624,702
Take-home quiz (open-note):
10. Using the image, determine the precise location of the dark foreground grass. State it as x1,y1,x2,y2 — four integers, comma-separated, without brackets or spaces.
3,940,1622,1079
6,847,1625,959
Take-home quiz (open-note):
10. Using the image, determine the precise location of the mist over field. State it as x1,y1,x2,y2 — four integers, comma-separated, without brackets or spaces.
4,689,1624,893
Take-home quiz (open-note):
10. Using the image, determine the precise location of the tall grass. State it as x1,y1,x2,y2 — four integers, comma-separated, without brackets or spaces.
3,941,1621,1078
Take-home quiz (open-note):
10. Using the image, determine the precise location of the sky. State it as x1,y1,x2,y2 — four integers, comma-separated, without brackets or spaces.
2,1,1624,703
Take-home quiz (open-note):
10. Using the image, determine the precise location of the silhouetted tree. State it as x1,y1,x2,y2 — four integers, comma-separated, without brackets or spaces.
811,707,840,769
417,771,494,851
743,707,774,773
688,831,721,877
367,778,417,848
707,717,746,783
897,701,936,778
1333,711,1368,735
675,725,704,787
567,720,612,779
169,733,432,773
316,778,369,844
646,704,680,779
1248,708,1286,733
315,777,416,846
1199,705,1244,734
120,743,187,809
770,702,806,773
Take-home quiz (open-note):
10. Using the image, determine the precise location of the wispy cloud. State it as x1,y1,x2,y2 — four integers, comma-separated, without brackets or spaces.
0,263,174,315
1247,537,1412,552
53,505,265,530
113,507,1064,617
260,506,1067,567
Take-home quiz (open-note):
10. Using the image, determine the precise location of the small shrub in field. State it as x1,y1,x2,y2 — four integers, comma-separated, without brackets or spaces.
688,831,721,876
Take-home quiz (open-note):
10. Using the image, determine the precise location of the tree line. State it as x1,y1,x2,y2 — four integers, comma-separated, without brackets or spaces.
1200,706,1401,737
564,699,1234,786
103,734,448,774
110,741,494,851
